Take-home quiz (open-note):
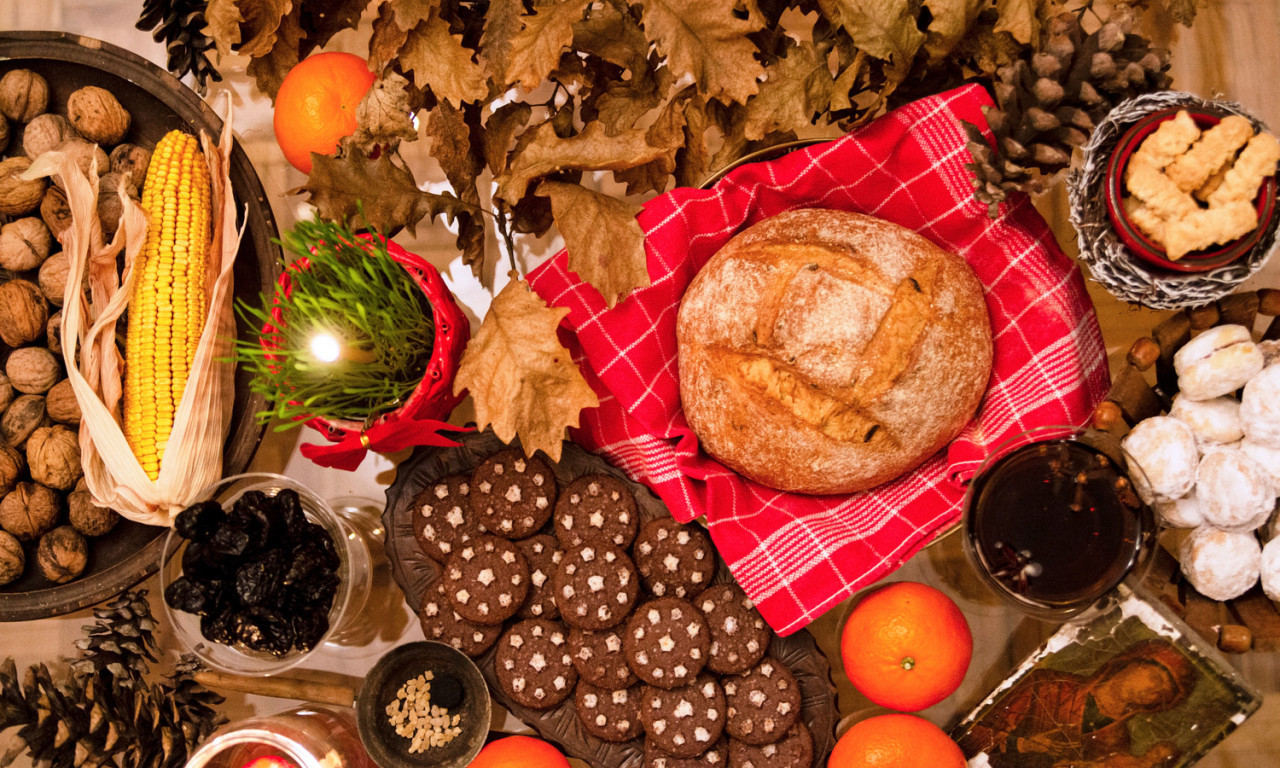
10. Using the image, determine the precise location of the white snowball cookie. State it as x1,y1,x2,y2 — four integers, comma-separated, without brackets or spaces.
1180,526,1261,601
1168,394,1244,449
1262,340,1280,366
1261,538,1280,602
1241,438,1280,493
1122,416,1200,503
1153,491,1205,529
1196,449,1274,531
1174,325,1265,401
1241,364,1280,447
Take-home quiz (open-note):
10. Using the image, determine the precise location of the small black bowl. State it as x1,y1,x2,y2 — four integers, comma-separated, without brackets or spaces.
356,642,491,768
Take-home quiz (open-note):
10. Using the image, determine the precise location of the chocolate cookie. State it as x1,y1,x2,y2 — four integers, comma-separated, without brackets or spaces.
723,658,800,746
416,580,501,658
570,627,638,689
516,534,563,620
640,675,726,757
553,474,639,549
494,619,577,710
644,738,729,768
728,722,813,768
444,535,530,625
411,474,485,563
574,683,644,743
469,448,557,539
699,584,771,674
554,542,640,630
625,597,710,689
634,519,715,599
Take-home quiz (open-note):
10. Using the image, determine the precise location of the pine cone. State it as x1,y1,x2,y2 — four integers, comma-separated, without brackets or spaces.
135,0,222,93
71,591,159,687
965,5,1173,215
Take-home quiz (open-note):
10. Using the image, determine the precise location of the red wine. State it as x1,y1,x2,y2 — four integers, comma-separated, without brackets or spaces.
966,439,1150,612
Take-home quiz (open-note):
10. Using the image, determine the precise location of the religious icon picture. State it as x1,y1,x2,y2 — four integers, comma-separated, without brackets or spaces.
952,581,1261,768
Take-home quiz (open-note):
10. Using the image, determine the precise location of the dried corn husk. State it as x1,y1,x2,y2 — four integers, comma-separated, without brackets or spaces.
24,99,243,526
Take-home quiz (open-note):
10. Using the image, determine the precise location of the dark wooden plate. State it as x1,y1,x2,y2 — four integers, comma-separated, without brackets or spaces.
0,31,281,621
383,430,838,768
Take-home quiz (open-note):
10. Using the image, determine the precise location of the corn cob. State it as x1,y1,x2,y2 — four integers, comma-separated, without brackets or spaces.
124,130,211,480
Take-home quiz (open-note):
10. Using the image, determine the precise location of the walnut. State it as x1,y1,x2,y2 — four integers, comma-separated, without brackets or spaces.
0,157,47,216
0,279,49,346
27,424,80,491
0,372,12,414
45,379,79,425
46,310,62,356
38,250,72,306
22,114,75,159
2,394,47,448
97,172,138,238
48,139,109,191
37,526,87,583
0,70,49,123
7,347,60,394
0,217,52,271
0,481,60,541
0,444,22,498
67,87,130,146
0,530,23,586
109,143,151,190
0,116,9,155
40,185,72,240
69,489,117,537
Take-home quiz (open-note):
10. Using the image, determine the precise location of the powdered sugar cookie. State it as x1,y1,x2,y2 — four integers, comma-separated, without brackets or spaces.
1197,449,1273,531
1180,526,1261,601
1122,416,1199,503
1242,364,1280,447
626,597,710,689
1169,394,1244,449
1152,491,1205,529
1173,325,1264,401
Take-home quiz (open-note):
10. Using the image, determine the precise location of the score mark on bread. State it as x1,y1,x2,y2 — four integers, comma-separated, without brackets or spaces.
676,210,993,495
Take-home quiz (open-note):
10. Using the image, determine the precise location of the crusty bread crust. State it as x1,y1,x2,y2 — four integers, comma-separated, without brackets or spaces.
676,209,993,495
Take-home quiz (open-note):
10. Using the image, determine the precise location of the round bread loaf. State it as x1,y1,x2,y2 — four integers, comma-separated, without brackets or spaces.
676,209,993,495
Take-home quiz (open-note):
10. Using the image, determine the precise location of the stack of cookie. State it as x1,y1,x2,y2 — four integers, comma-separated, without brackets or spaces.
409,447,814,768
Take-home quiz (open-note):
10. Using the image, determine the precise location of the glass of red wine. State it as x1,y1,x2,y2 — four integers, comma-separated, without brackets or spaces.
962,426,1157,620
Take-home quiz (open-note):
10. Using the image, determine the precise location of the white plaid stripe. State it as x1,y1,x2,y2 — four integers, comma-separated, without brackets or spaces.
530,85,1108,635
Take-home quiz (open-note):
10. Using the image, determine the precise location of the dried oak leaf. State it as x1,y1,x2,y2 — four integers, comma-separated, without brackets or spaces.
537,181,649,308
921,0,985,62
385,0,436,30
480,0,525,83
636,0,765,104
302,151,469,236
612,92,687,195
994,0,1038,46
454,274,599,463
594,64,672,136
369,1,410,72
742,39,834,141
247,4,305,99
674,87,711,188
351,72,419,153
504,0,594,90
204,0,247,55
299,0,371,50
427,101,486,273
1160,0,1197,25
498,119,683,204
400,14,488,106
221,0,293,58
484,102,533,175
818,0,925,69
572,2,650,71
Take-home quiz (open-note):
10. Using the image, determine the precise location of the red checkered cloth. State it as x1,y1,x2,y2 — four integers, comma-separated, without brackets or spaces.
527,84,1110,636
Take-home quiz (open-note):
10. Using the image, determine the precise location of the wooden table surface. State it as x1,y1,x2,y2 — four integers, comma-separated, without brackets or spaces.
2,2,1280,766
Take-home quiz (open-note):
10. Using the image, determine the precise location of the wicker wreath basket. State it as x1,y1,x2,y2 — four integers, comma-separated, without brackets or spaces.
1092,288,1280,653
1068,92,1280,310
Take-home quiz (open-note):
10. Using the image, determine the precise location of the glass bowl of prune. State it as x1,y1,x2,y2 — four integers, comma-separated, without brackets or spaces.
160,473,371,675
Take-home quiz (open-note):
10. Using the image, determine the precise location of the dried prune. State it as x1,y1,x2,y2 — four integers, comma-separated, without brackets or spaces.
233,607,295,656
165,575,214,615
292,612,329,652
275,488,308,536
181,541,225,583
209,524,251,557
235,550,287,607
201,605,236,645
295,524,340,569
174,501,226,543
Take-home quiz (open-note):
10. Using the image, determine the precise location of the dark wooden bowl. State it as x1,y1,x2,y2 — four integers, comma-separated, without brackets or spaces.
0,31,281,621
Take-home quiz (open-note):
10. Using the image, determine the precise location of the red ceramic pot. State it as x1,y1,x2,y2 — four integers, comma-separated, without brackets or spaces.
1104,106,1277,274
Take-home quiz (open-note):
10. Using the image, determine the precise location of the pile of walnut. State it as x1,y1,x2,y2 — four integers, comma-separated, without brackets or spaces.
0,68,138,587
1122,326,1280,603
1123,110,1280,260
